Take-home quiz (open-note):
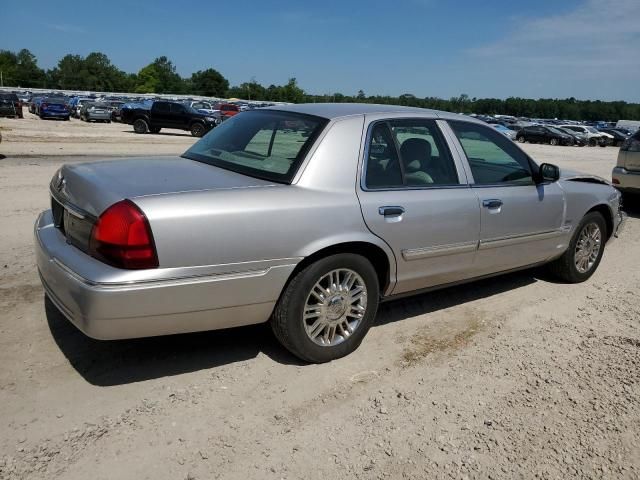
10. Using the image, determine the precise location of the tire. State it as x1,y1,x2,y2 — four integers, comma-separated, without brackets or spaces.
106,120,111,124
271,253,380,363
547,212,607,283
550,138,559,146
149,127,161,134
133,118,149,134
517,136,525,143
599,143,607,148
589,138,598,147
190,122,205,137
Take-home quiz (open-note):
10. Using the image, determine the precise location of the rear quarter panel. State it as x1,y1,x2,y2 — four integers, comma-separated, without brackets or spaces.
131,115,395,277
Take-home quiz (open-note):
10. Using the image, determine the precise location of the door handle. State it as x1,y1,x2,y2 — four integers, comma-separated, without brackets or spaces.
378,206,405,217
482,199,503,209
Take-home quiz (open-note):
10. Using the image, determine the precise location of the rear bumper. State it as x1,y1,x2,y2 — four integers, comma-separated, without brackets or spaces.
86,113,111,120
612,167,640,192
41,111,69,118
35,210,296,340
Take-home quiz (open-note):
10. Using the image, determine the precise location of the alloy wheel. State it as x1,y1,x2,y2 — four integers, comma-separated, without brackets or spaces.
574,222,602,273
303,268,367,347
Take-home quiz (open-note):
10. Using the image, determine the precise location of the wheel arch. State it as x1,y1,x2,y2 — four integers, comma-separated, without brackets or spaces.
288,241,395,297
586,203,614,240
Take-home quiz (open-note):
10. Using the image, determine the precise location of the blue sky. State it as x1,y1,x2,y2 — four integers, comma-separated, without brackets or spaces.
2,0,639,101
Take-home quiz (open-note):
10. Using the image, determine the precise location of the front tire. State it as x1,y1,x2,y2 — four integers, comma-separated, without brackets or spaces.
190,122,205,137
133,118,149,134
271,254,380,363
517,136,525,143
550,138,559,146
548,212,607,283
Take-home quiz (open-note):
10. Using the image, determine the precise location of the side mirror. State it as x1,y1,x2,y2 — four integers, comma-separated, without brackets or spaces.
539,163,560,183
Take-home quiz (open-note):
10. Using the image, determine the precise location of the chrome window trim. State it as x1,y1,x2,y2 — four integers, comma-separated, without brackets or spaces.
359,117,468,192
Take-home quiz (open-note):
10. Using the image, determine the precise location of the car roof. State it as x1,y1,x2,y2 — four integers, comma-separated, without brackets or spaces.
263,102,474,122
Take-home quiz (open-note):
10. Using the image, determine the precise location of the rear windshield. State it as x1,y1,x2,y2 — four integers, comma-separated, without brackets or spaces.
183,110,328,183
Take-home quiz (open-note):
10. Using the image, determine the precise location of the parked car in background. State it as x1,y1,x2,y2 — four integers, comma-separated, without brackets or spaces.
17,93,31,105
35,104,624,362
616,120,640,133
0,92,23,118
79,102,112,123
556,127,587,146
39,98,70,120
559,125,608,147
121,100,220,137
516,125,574,146
103,101,126,122
599,128,630,147
612,129,640,197
491,124,516,140
68,97,93,118
187,101,218,115
29,96,43,114
215,102,240,120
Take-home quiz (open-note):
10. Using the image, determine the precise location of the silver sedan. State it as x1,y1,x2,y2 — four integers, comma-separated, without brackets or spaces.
35,104,624,362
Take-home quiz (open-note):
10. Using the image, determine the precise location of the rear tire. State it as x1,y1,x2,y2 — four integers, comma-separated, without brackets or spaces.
133,118,149,134
547,212,607,283
517,136,525,143
271,254,379,363
550,138,559,146
190,122,205,137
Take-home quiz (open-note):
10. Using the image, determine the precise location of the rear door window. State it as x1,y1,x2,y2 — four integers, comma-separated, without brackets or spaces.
170,103,186,114
152,102,170,113
365,119,459,189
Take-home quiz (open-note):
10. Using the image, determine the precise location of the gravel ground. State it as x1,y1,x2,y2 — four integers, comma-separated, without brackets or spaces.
0,116,638,480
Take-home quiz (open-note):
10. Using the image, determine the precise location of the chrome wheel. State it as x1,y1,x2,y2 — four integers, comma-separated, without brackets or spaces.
574,222,602,273
303,269,367,347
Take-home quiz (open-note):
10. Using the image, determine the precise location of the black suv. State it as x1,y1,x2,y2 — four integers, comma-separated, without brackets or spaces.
121,100,220,137
516,126,574,146
0,92,23,118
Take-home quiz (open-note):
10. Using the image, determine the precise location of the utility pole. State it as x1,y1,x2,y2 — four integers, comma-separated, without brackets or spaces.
1,70,3,88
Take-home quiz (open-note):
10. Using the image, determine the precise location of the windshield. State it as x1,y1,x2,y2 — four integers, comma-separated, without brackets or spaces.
183,110,328,183
586,127,598,133
548,127,566,135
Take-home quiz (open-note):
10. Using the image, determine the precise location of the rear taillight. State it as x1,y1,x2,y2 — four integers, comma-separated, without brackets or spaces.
41,103,48,109
620,137,640,152
89,200,158,269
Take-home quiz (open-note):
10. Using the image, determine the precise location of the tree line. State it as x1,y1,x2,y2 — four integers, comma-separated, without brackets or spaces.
1,49,639,121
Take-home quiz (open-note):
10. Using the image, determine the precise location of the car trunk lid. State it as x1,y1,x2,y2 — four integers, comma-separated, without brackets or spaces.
50,156,276,254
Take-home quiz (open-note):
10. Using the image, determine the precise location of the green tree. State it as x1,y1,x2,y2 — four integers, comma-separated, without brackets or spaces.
14,49,46,88
281,78,305,103
48,54,85,90
190,68,229,97
134,56,184,94
0,50,18,87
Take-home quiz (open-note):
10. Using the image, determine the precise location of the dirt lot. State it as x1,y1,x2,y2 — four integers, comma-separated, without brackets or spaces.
0,111,195,157
0,115,639,480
